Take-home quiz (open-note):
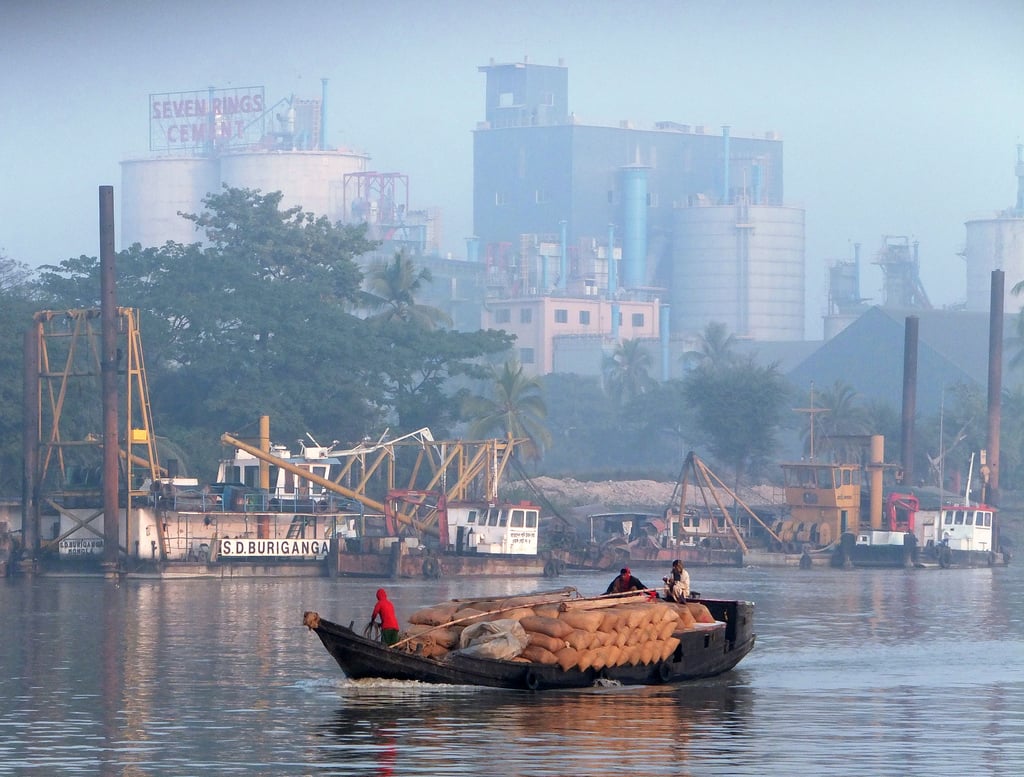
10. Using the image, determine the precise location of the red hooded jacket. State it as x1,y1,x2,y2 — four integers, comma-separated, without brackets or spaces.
371,588,400,631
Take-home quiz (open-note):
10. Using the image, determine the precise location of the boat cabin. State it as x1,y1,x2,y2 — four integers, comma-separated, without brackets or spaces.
781,461,862,546
217,441,345,510
444,503,539,556
915,504,996,552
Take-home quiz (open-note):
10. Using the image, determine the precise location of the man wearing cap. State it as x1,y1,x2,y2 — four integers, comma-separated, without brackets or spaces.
604,566,647,594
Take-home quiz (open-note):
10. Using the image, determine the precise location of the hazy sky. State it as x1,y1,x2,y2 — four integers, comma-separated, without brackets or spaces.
3,0,1022,337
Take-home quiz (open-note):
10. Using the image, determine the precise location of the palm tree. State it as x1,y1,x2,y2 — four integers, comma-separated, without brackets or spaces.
603,338,654,405
363,251,452,329
799,380,871,462
463,360,552,461
681,321,738,371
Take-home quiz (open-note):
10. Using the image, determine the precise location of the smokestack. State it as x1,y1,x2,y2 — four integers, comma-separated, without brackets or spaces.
100,186,119,576
900,316,919,486
987,270,1004,503
607,223,616,294
320,78,328,150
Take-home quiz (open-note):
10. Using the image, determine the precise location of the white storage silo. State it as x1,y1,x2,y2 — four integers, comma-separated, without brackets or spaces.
963,215,1024,314
120,157,219,249
671,204,805,340
219,150,369,224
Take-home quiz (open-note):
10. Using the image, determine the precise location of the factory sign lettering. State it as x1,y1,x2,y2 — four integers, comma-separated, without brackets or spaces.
149,86,267,153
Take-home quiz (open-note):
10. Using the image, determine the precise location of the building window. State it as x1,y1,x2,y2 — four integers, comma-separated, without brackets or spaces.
499,92,514,107
648,192,659,207
632,313,645,327
540,91,554,106
554,309,568,324
494,308,511,324
535,189,550,204
607,190,614,204
579,310,590,325
520,308,532,324
520,347,535,364
495,191,507,206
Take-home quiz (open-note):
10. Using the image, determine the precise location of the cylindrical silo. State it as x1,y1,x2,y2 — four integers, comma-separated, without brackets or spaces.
219,150,369,223
963,216,1024,314
120,157,219,248
619,165,649,289
671,204,805,340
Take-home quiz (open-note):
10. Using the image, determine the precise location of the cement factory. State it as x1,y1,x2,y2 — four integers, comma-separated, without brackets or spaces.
119,60,1024,380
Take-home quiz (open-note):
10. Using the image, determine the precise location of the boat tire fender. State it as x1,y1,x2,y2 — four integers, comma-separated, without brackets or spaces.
422,557,441,579
987,551,996,567
657,662,672,682
524,669,541,691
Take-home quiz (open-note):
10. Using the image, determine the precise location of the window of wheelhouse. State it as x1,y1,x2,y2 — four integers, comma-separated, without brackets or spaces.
953,511,965,525
526,510,538,528
499,510,508,527
965,512,975,526
511,509,525,528
467,509,479,524
943,511,954,525
487,510,500,527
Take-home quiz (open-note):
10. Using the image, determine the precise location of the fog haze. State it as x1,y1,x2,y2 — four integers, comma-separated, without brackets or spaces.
3,0,1022,336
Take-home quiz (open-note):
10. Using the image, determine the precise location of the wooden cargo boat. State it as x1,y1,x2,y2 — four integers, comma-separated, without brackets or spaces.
303,588,755,691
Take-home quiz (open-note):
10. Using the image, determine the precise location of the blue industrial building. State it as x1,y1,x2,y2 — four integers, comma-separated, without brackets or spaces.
471,59,800,343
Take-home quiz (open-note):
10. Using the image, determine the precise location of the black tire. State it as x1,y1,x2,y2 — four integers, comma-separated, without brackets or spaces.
543,560,558,578
657,662,672,682
524,669,541,691
422,557,441,579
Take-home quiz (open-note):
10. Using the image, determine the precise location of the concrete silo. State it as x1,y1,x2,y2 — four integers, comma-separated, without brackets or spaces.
671,203,805,340
964,146,1024,314
120,156,219,248
219,150,369,224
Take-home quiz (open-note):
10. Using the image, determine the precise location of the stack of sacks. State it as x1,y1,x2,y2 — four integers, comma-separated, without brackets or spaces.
398,593,713,670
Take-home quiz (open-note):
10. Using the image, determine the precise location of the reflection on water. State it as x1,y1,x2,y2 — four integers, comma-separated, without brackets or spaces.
312,679,754,777
1,564,1022,776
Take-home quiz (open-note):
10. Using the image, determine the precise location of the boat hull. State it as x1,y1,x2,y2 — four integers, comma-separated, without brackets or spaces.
306,598,755,691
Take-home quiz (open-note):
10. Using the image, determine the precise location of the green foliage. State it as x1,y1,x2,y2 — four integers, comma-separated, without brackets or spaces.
463,360,552,460
0,256,37,493
24,187,507,479
683,355,790,481
363,251,453,329
602,338,654,406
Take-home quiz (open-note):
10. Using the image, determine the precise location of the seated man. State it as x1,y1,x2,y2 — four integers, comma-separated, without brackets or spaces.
605,566,647,594
663,559,690,602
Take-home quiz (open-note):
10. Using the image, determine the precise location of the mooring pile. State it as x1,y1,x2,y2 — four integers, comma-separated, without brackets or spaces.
396,587,717,671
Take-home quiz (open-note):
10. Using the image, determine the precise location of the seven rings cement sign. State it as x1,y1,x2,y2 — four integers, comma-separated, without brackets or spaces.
217,538,330,557
149,86,267,153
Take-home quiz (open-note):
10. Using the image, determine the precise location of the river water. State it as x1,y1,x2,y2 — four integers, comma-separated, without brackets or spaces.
2,561,1022,776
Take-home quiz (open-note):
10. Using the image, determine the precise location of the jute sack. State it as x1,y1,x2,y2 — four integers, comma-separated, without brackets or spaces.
521,644,559,664
565,629,593,651
657,619,677,641
687,602,716,624
559,609,604,632
408,602,461,625
533,603,562,618
556,646,580,671
660,637,680,661
639,640,658,665
480,607,536,622
519,614,573,640
528,631,568,654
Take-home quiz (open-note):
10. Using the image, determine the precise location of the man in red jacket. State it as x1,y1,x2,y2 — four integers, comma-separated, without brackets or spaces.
370,588,401,646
